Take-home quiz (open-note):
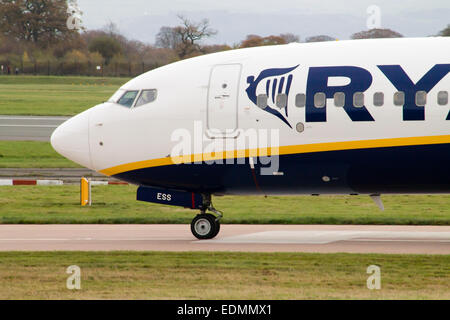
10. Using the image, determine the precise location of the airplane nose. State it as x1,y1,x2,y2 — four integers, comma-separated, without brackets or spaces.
51,109,92,169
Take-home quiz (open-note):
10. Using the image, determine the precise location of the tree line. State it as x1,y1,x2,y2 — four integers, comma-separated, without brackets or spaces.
0,0,449,76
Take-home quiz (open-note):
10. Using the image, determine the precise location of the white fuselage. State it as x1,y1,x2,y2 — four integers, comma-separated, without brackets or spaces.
52,37,450,195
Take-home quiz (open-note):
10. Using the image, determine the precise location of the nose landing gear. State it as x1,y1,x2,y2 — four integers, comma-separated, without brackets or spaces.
191,194,223,240
136,186,223,240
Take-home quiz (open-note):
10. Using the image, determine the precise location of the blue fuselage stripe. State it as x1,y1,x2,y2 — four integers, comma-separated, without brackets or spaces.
114,144,450,195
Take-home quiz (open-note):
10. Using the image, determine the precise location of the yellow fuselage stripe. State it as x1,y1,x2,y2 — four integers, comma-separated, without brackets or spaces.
100,135,450,176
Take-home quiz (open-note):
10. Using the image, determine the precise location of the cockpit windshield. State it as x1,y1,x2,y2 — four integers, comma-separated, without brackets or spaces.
135,89,158,107
117,91,139,108
109,89,158,108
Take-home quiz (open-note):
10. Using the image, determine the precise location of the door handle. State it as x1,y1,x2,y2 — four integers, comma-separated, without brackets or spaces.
215,95,230,99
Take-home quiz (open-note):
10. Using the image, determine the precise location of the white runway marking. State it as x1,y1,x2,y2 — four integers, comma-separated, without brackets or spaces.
201,231,450,244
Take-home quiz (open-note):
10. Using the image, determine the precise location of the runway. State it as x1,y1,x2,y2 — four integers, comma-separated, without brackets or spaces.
0,225,449,254
0,116,68,141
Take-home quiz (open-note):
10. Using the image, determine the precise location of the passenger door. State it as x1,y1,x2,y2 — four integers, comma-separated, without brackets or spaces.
207,64,242,138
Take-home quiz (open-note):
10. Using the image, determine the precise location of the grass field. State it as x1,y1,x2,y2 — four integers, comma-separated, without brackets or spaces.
0,252,448,299
0,185,449,225
0,75,129,116
0,141,81,168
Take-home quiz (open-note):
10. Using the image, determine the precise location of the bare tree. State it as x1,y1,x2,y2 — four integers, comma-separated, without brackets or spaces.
177,15,217,45
156,15,217,58
305,35,336,43
351,28,403,39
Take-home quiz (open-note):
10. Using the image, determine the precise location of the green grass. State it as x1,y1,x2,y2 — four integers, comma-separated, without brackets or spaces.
0,75,129,116
0,185,449,225
0,251,448,299
0,141,81,168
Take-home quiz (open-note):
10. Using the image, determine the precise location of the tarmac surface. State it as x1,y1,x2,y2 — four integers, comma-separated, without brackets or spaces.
0,116,68,141
0,225,449,254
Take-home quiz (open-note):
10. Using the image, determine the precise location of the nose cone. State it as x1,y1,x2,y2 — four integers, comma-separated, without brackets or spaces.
51,109,92,169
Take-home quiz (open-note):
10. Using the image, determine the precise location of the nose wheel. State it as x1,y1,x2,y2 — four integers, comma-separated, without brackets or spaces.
191,194,223,240
191,214,221,240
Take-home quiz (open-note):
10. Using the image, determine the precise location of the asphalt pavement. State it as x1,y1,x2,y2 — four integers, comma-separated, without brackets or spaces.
0,115,69,141
0,225,448,254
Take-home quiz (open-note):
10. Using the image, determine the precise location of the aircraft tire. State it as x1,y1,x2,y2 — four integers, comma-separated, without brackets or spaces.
191,214,220,240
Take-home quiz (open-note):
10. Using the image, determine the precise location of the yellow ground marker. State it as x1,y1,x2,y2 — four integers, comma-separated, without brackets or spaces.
80,177,91,206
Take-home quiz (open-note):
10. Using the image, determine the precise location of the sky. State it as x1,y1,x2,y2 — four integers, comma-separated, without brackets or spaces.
76,0,450,45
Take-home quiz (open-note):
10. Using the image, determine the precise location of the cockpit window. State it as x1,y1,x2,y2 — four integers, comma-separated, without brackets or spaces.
117,90,139,108
135,89,158,107
109,89,126,103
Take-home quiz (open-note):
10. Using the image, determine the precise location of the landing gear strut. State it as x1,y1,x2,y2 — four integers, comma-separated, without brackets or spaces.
191,194,223,240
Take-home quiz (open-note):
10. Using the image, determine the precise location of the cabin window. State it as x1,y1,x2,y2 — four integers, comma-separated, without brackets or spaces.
373,92,384,107
334,92,345,107
296,122,305,133
314,92,326,108
257,94,268,109
438,91,448,106
415,91,427,107
135,89,158,107
394,91,405,106
295,94,306,108
117,90,139,108
276,94,288,109
353,92,365,108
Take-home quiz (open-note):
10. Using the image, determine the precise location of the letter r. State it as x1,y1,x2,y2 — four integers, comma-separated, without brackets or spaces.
306,66,374,122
